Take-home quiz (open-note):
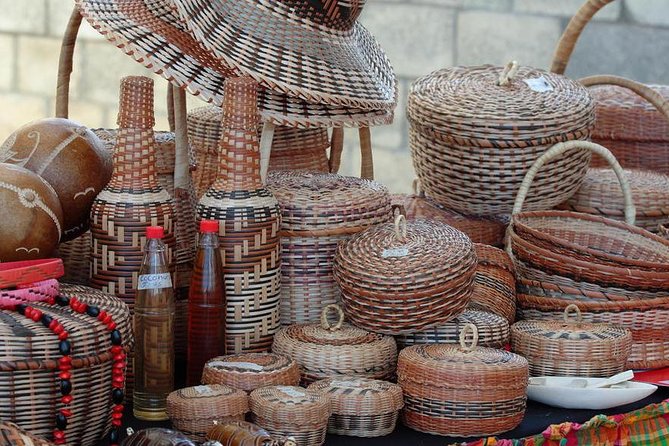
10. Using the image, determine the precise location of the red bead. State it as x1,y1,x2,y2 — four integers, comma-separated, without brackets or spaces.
52,324,63,335
24,307,32,318
30,309,42,321
58,356,71,366
106,322,117,331
111,419,122,427
113,361,126,371
111,346,123,354
54,439,66,445
113,404,124,413
61,395,73,405
58,331,68,341
53,430,65,440
45,297,55,305
112,376,124,385
113,353,126,362
49,320,59,330
58,371,71,380
112,412,123,420
102,314,113,325
97,311,107,321
60,409,73,418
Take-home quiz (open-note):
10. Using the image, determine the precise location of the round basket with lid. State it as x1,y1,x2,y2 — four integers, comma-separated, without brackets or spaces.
511,304,633,377
249,386,330,446
333,216,477,335
408,62,594,215
201,353,300,393
307,377,403,437
271,304,397,384
397,324,529,437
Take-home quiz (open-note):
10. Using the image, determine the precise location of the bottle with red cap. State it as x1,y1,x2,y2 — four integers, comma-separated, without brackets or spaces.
134,226,175,421
186,219,226,385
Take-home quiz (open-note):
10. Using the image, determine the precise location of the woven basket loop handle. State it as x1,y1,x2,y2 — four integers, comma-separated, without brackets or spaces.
320,304,345,331
394,214,408,241
412,178,425,198
563,304,583,324
392,204,406,218
511,141,636,225
497,61,519,86
459,323,479,352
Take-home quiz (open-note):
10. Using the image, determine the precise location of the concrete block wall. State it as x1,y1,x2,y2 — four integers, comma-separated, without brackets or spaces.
1,0,668,192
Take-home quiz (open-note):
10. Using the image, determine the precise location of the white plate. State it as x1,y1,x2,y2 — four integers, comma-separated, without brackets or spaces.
527,376,658,410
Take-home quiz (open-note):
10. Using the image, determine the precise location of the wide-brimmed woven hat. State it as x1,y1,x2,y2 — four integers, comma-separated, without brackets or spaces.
171,0,397,110
75,0,394,128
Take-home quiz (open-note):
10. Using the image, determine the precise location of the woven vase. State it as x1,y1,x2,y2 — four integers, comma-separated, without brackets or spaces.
197,77,282,354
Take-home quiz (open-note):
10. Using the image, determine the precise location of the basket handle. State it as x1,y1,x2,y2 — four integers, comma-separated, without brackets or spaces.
459,323,479,352
497,61,519,86
563,304,583,325
320,304,345,331
394,214,407,242
511,141,635,225
550,0,616,74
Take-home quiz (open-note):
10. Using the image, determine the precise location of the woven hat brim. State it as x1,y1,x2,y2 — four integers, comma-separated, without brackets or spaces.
172,0,398,111
77,0,393,128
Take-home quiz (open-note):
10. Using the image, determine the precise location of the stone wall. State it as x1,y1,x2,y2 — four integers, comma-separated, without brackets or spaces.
1,0,668,192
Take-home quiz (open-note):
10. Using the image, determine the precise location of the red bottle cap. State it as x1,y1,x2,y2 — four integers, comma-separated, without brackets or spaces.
200,220,219,233
146,226,164,239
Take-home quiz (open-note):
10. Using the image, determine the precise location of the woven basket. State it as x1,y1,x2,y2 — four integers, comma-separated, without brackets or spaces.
307,377,404,437
511,304,632,377
267,171,392,325
205,421,291,446
333,215,477,335
0,421,54,446
661,222,669,239
249,386,330,446
408,62,594,215
397,324,528,437
201,353,300,393
271,304,397,385
0,283,132,446
166,384,248,441
469,244,516,324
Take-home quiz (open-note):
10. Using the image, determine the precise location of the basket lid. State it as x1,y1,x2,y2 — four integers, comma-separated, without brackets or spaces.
203,353,295,375
249,386,330,424
307,377,403,416
267,171,392,231
167,384,248,417
407,63,595,147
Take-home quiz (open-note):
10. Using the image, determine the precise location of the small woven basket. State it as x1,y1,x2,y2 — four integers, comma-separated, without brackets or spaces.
0,421,54,446
469,244,516,324
271,304,398,385
397,324,529,437
511,304,633,377
249,386,330,446
201,353,300,393
307,377,404,437
166,384,248,441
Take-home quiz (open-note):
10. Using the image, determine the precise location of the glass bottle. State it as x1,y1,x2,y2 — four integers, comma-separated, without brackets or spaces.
134,226,175,421
186,219,226,385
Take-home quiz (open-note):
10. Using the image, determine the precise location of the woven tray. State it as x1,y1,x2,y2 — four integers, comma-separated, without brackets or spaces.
201,353,300,393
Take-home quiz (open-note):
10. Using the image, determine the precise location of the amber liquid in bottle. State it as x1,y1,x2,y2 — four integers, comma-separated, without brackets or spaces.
134,226,175,421
186,220,226,385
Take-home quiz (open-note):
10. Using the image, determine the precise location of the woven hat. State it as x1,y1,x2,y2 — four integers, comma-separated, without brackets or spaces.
76,0,393,128
171,0,397,110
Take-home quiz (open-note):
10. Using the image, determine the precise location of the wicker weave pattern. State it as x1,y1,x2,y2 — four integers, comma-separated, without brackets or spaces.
469,244,516,323
0,421,54,446
202,353,300,393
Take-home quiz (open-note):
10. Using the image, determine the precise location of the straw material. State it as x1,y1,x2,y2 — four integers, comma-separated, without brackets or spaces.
0,283,132,446
511,304,632,377
166,384,248,441
201,353,300,393
661,222,669,240
271,304,397,385
249,386,330,446
333,217,477,335
0,421,54,446
307,377,404,437
56,231,92,285
267,171,392,325
408,64,594,215
397,326,529,437
205,421,293,445
469,244,516,324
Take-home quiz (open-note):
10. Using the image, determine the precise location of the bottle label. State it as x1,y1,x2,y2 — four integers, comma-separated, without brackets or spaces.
137,273,173,290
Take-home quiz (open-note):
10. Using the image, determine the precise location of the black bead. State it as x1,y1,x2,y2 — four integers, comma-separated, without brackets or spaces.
41,314,53,328
110,330,122,346
55,413,68,430
86,306,100,318
16,304,27,315
60,379,72,396
112,388,124,404
58,340,71,356
55,295,69,307
109,428,119,444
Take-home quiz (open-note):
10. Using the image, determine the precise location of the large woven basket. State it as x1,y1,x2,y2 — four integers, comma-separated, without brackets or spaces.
397,324,529,437
267,171,392,325
0,283,132,446
408,62,594,215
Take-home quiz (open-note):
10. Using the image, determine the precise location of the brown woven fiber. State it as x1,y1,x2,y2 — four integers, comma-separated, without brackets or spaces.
197,77,281,353
267,171,392,325
333,216,477,335
511,304,632,377
271,304,397,385
307,377,404,437
249,386,330,446
205,421,294,446
0,284,132,446
0,421,54,446
408,62,594,215
469,244,516,324
661,222,669,239
166,384,248,441
56,231,92,285
201,353,300,393
397,325,529,437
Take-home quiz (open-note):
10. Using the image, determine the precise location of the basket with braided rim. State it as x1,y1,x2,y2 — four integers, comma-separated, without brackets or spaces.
201,353,300,393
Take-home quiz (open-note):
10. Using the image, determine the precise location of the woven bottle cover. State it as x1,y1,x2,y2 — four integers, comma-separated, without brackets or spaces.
201,353,300,392
249,386,330,425
0,258,64,289
307,377,403,416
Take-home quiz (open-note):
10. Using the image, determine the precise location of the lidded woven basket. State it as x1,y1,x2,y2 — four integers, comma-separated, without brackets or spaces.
408,62,594,215
271,304,397,385
511,304,633,377
307,377,403,437
333,216,477,334
201,353,300,393
166,384,248,441
249,386,331,446
397,324,529,437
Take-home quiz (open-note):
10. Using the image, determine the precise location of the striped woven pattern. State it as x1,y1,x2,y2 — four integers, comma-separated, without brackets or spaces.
202,353,300,393
469,244,516,324
0,421,54,446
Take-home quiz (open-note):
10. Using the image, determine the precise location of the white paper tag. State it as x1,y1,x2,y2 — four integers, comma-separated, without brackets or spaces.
137,273,172,290
219,361,264,371
331,380,361,388
382,247,409,258
523,76,553,93
277,386,306,398
194,385,214,396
